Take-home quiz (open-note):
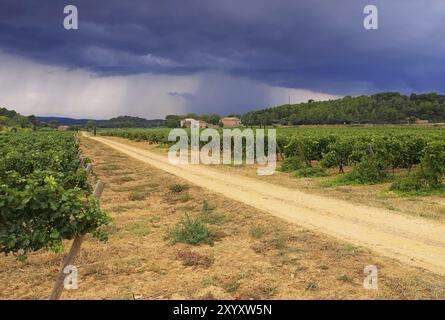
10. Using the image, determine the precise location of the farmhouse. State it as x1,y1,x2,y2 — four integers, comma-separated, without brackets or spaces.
180,118,207,128
57,125,69,131
221,117,241,128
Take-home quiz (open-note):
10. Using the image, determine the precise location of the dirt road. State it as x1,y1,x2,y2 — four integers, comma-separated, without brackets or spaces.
89,135,445,275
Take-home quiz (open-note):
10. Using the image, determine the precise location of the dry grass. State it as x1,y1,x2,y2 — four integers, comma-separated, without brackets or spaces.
1,136,445,299
177,250,214,268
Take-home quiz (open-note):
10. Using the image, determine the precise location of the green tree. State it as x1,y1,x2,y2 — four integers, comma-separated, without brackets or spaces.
209,114,221,125
165,115,181,128
86,120,96,132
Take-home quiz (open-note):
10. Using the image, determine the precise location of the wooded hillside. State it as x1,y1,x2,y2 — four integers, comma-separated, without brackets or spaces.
241,92,445,125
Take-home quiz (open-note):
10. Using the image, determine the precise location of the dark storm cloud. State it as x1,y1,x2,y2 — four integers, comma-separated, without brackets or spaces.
1,0,445,95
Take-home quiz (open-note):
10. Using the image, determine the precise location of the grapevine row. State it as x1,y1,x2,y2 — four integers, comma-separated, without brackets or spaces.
98,127,445,190
0,132,110,258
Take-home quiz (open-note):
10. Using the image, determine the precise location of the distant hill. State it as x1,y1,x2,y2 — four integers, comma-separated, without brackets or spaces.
0,107,40,128
100,116,165,128
241,92,445,125
36,115,165,128
36,116,92,126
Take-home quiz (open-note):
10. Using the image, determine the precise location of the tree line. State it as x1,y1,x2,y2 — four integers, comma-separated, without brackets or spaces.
0,107,43,130
241,92,445,126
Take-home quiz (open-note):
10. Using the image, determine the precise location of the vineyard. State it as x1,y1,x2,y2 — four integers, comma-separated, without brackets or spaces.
0,132,110,259
1,128,445,299
99,127,445,192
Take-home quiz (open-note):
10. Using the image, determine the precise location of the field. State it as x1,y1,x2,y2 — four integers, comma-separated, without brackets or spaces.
1,127,445,299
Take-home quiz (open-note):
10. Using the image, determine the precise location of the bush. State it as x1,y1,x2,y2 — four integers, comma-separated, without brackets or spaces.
280,156,304,172
280,156,328,178
390,174,423,192
294,166,328,177
348,155,388,184
168,215,213,245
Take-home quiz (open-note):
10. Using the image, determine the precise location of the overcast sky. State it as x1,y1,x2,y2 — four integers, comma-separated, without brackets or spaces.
1,0,445,119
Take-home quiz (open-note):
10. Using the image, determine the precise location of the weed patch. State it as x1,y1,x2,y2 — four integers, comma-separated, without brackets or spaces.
168,215,214,245
170,184,189,193
249,226,266,239
294,166,328,178
224,279,241,293
337,274,353,283
306,280,318,290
